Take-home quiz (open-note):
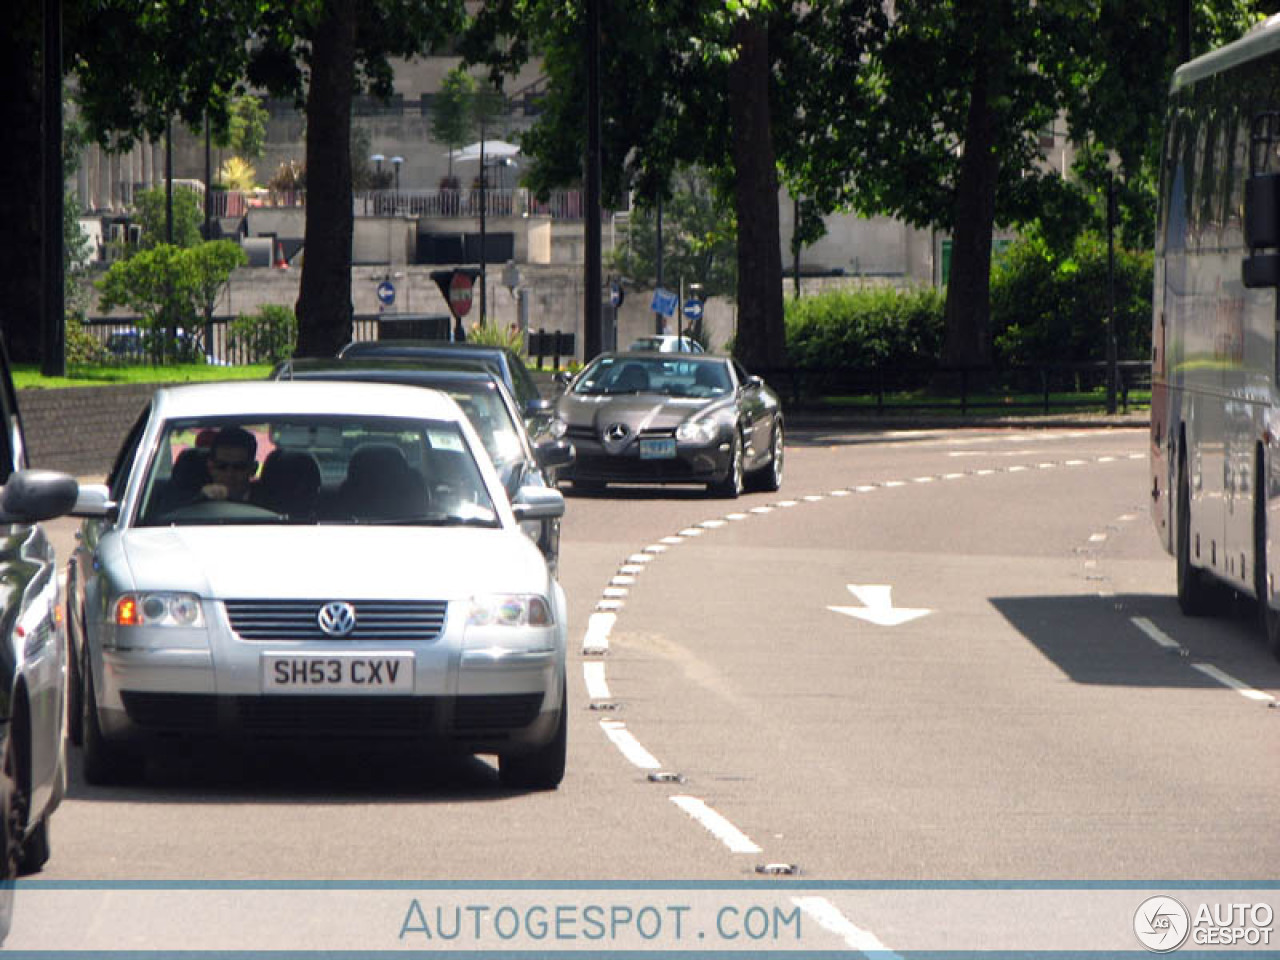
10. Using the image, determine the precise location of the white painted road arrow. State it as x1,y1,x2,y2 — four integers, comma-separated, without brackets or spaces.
828,584,931,626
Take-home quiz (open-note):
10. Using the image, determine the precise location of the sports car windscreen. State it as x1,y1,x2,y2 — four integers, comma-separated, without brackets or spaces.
134,415,499,528
572,356,732,398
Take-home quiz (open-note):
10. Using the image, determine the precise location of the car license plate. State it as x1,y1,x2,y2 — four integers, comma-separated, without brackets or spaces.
262,653,415,694
639,437,676,459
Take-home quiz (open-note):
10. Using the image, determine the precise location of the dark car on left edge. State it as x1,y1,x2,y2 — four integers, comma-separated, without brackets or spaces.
551,351,784,497
0,339,81,939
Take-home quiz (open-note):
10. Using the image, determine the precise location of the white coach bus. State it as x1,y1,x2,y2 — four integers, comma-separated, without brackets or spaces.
1151,15,1280,652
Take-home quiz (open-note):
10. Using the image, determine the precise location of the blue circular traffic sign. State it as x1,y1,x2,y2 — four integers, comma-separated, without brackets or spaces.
377,280,396,306
683,298,703,320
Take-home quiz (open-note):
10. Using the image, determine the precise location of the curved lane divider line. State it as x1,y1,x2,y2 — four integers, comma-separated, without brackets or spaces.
669,796,761,854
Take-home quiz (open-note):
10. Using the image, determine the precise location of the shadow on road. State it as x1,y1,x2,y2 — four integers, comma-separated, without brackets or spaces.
991,590,1280,692
61,742,538,805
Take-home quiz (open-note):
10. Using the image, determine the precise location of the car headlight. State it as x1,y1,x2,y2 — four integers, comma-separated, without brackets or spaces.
468,594,554,628
548,417,568,439
114,592,205,628
676,418,718,444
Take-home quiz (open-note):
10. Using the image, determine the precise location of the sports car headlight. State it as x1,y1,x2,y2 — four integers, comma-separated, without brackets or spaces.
676,418,718,444
115,592,205,628
468,594,553,628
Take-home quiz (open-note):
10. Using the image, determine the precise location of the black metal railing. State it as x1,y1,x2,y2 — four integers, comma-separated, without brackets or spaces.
752,360,1151,416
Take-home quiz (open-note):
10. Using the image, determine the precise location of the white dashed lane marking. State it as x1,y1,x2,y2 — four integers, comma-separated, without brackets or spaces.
582,438,1151,874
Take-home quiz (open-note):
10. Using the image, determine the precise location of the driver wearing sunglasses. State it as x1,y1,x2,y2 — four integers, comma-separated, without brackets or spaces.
201,426,259,502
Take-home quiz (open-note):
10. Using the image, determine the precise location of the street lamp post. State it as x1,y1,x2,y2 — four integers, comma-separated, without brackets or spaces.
391,156,403,209
371,154,384,213
479,155,513,328
1106,170,1118,415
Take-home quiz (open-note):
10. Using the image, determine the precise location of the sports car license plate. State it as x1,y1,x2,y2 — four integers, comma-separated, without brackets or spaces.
639,437,676,459
262,653,414,694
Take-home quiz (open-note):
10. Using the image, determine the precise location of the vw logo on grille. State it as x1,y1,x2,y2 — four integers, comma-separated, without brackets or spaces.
317,601,357,637
602,422,631,452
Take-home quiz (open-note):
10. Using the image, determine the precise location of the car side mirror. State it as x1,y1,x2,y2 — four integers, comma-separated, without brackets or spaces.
512,485,565,522
71,483,116,520
0,469,80,523
534,439,575,471
1244,172,1280,287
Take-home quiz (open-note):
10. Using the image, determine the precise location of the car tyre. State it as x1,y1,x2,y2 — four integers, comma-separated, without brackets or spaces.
498,687,566,791
17,814,49,875
710,433,744,499
81,668,140,787
746,419,784,493
1177,453,1217,616
0,729,25,880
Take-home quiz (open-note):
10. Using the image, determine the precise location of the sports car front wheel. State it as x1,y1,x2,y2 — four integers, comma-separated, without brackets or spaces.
709,434,744,498
747,419,783,492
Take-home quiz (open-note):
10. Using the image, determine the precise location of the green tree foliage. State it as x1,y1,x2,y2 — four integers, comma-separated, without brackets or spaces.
990,231,1153,368
350,127,389,192
796,0,1258,369
64,188,106,365
463,0,869,368
96,240,246,362
230,304,297,364
433,68,475,182
134,186,204,250
65,0,466,359
225,95,269,162
609,168,737,299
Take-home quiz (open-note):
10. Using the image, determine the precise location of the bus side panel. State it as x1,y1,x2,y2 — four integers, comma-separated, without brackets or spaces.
1221,246,1256,593
1166,241,1226,587
1151,257,1173,556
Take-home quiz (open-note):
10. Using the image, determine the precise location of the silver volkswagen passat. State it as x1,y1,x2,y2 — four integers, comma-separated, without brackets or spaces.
67,381,568,789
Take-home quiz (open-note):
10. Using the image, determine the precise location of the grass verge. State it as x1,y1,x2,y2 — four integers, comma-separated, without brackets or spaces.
13,364,274,390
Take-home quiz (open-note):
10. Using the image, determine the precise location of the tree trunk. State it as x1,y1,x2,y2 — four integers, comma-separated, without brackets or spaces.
294,0,357,357
941,6,1004,371
0,7,46,363
728,16,786,371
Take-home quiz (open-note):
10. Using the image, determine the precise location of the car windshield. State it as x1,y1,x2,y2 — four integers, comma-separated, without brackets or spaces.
436,382,526,470
572,356,732,398
134,414,499,528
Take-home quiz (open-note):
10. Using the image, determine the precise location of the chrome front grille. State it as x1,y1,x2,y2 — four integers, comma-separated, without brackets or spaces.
224,600,448,641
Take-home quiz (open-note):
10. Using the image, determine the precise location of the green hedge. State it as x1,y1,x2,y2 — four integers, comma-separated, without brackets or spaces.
782,232,1153,371
784,285,945,370
991,231,1152,367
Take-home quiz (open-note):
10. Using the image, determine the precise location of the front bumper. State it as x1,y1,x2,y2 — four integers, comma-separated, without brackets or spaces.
564,435,732,484
93,611,565,755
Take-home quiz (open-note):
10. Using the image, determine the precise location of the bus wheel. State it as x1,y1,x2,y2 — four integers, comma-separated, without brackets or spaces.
1177,457,1216,616
1258,479,1278,652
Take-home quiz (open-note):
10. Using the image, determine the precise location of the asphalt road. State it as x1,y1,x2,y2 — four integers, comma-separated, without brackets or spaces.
13,421,1279,948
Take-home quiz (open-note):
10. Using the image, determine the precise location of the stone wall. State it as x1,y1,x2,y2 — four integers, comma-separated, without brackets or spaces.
18,384,156,479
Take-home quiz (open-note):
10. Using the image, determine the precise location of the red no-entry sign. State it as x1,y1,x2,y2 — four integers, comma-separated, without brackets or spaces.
449,272,474,317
